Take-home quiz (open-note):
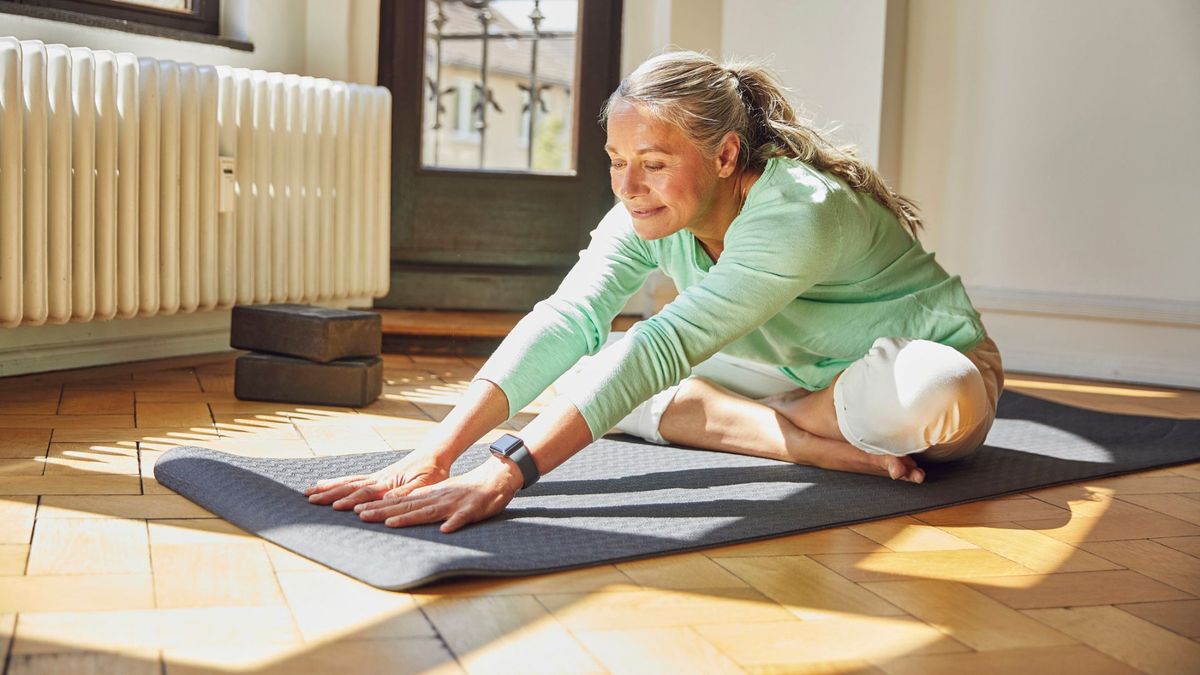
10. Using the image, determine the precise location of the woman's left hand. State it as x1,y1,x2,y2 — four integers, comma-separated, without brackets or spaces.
352,455,524,533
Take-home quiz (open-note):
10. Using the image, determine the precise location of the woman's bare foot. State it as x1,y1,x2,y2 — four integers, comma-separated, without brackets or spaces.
811,441,926,484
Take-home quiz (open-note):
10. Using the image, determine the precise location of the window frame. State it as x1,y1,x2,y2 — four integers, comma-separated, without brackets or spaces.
11,0,220,36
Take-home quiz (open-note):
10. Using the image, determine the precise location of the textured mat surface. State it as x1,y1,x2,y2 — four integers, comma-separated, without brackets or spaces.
155,391,1200,590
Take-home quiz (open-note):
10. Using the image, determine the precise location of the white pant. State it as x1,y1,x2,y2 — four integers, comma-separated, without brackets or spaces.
554,332,1003,462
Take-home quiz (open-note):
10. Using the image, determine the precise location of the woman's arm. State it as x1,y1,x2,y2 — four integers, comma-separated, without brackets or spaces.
304,378,512,508
342,384,594,533
309,204,656,528
422,378,513,466
512,394,596,475
307,366,595,529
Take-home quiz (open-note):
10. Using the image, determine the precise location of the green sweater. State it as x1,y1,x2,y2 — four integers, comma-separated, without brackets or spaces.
473,156,986,441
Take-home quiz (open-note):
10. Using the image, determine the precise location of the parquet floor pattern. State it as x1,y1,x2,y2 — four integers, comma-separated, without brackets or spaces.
0,352,1197,674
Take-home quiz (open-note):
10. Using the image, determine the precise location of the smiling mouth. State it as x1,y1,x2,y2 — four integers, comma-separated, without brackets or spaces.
629,206,665,218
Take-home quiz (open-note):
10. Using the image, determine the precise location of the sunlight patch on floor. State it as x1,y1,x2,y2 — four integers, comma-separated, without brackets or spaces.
1007,378,1179,398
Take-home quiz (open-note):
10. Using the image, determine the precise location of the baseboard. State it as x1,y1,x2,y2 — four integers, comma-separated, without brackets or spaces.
969,286,1200,389
968,286,1200,327
996,346,1200,390
0,298,374,377
0,312,233,377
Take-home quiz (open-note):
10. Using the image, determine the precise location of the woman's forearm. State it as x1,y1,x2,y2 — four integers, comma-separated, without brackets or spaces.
314,377,598,529
515,395,596,477
422,378,513,465
420,377,595,480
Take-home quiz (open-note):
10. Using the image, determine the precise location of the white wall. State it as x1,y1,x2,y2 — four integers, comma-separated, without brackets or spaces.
722,0,889,168
900,0,1200,386
0,0,380,375
304,0,379,85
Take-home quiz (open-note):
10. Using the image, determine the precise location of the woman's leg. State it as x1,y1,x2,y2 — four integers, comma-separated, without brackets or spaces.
553,331,993,479
657,376,926,482
655,336,1001,478
558,331,921,480
765,337,1001,462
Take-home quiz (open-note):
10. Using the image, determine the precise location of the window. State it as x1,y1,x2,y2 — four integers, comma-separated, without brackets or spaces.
5,0,220,36
420,0,579,173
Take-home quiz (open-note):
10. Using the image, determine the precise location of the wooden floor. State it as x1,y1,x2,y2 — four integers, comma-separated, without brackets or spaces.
0,352,1198,674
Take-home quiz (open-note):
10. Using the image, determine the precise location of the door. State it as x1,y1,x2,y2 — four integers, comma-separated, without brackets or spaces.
376,0,623,310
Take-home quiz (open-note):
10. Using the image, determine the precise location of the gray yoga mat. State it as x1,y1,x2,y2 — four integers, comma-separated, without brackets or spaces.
155,391,1200,590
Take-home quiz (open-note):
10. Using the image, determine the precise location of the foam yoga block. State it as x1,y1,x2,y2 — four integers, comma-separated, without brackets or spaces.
230,304,382,363
235,353,383,407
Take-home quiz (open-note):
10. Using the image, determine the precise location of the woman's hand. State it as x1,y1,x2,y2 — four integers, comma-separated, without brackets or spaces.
303,450,453,510
353,455,523,533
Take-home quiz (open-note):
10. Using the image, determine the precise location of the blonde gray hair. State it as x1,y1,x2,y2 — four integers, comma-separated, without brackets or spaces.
601,50,922,237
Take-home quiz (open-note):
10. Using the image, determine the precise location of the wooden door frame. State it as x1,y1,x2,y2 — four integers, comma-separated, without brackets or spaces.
376,0,624,311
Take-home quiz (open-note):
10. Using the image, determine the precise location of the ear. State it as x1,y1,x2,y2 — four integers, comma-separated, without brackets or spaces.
715,131,741,178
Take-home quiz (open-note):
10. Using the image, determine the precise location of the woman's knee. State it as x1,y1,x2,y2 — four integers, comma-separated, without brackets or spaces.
834,337,991,459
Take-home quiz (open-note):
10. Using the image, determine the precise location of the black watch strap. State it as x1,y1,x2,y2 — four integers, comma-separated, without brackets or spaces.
488,433,539,489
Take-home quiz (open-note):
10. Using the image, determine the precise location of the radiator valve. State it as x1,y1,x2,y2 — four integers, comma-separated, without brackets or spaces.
219,156,236,214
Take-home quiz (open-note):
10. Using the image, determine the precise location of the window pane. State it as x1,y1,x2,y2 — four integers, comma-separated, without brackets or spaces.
114,0,191,12
422,0,578,173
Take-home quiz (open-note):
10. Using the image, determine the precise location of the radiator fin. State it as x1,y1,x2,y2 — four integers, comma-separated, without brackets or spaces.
0,38,392,328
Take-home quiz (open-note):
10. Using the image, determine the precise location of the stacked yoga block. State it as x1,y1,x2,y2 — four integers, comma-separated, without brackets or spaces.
231,305,384,408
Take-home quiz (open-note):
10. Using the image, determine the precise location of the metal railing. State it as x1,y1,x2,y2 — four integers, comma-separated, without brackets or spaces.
425,0,576,169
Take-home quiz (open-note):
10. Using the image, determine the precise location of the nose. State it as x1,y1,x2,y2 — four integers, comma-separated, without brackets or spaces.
616,166,646,200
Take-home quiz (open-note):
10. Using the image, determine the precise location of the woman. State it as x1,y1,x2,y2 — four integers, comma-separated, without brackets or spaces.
305,51,1003,533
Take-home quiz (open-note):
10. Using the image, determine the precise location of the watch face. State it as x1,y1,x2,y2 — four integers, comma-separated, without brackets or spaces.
491,434,523,456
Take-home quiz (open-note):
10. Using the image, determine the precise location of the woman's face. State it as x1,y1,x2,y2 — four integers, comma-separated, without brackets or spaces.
605,101,722,240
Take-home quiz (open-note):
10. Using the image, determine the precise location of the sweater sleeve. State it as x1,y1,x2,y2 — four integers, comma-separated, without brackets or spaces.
560,192,845,440
471,203,657,418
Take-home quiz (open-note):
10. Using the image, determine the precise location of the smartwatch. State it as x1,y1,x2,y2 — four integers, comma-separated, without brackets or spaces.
488,433,540,489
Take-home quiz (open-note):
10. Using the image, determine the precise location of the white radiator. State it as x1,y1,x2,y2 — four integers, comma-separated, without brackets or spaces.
0,37,392,328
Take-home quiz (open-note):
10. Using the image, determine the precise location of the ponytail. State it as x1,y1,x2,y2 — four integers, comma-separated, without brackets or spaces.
729,64,923,237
